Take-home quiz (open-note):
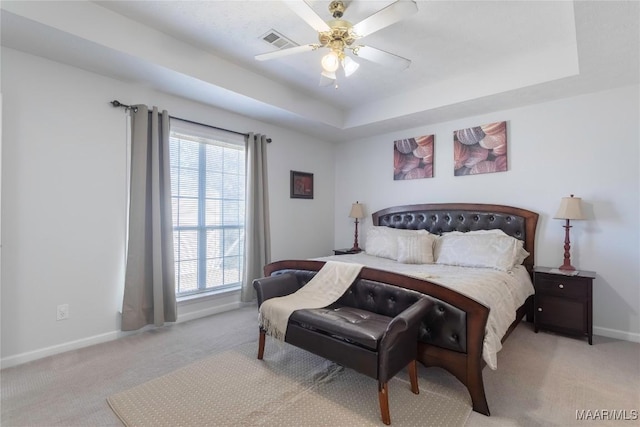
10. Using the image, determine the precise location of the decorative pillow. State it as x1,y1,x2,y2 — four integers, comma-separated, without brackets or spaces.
433,230,496,259
435,231,527,271
365,226,397,260
397,234,436,264
474,230,530,266
365,226,431,260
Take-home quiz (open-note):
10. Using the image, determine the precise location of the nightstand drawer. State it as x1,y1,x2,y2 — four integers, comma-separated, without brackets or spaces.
535,275,587,299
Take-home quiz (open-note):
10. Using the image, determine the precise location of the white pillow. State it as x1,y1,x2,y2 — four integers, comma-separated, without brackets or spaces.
474,230,529,266
365,226,431,260
434,229,528,265
433,230,496,259
435,231,527,271
397,234,436,264
365,226,397,260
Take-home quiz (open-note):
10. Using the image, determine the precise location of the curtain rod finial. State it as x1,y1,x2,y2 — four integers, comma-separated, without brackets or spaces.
111,100,138,113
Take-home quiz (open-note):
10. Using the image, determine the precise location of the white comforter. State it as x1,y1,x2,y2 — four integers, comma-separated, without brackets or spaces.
315,253,534,370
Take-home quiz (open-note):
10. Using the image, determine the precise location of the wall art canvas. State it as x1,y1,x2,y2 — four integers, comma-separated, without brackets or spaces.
393,135,434,180
453,121,507,176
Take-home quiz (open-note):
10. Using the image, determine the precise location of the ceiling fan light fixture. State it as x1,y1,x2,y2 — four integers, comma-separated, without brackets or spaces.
321,51,340,73
342,56,359,77
257,0,417,85
319,70,337,87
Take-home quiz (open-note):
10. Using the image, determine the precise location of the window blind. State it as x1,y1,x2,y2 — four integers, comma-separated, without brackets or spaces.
169,118,245,296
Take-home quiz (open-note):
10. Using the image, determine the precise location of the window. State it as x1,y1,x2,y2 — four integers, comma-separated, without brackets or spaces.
169,119,245,297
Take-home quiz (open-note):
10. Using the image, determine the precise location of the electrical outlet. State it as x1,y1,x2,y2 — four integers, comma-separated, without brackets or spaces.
57,304,69,321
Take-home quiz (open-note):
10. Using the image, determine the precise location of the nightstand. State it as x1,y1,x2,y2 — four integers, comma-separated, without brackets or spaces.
533,266,596,344
333,248,362,255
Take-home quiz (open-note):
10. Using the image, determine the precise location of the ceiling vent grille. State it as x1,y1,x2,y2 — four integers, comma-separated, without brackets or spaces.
261,30,299,50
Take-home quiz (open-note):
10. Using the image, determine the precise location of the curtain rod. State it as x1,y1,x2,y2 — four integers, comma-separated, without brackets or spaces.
110,100,271,143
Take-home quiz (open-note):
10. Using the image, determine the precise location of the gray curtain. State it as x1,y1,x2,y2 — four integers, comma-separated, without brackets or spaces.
242,133,271,302
121,105,177,331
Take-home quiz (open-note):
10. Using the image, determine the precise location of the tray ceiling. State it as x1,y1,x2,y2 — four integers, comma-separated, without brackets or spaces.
1,1,638,142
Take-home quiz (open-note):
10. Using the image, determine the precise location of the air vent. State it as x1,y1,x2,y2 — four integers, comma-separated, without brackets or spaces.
261,30,299,50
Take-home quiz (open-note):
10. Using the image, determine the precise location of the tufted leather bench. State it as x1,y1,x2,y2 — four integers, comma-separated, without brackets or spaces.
253,272,434,425
271,269,468,355
291,307,392,352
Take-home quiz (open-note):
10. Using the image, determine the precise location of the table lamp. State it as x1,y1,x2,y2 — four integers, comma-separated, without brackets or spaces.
554,194,585,271
349,202,365,251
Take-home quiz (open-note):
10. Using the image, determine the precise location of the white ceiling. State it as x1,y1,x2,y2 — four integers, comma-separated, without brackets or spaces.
1,1,638,143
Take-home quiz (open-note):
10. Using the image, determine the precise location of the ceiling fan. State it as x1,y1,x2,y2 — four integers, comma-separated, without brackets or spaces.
255,0,418,88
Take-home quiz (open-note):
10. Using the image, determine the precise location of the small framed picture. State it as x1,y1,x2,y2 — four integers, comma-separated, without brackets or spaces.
290,170,314,199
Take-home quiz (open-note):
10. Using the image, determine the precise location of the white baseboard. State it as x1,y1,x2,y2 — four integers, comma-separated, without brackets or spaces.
176,301,244,324
594,326,640,343
6,309,633,369
0,330,131,369
1,299,245,369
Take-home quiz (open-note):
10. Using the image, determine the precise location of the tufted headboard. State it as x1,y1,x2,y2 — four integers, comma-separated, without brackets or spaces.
372,203,538,273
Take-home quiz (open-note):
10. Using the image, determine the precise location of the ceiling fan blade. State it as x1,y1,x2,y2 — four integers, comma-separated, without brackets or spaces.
319,71,336,87
284,0,331,33
354,46,411,70
255,44,317,61
352,1,418,38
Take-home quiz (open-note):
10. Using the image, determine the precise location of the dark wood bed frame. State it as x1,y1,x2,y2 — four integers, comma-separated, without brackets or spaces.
264,203,538,416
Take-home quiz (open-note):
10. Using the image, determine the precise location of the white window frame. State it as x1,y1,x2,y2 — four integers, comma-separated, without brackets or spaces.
169,119,246,298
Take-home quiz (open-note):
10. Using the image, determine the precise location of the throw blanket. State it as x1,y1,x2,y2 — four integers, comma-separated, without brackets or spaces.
258,261,363,341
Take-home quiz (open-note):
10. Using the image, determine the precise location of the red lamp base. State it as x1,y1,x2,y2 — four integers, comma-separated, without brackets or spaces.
351,218,360,252
559,219,576,271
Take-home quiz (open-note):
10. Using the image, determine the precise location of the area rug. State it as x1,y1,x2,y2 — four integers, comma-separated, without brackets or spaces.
108,340,471,426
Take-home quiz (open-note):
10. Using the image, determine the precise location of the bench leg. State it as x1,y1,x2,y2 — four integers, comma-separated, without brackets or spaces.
378,382,391,425
257,329,266,360
408,360,419,394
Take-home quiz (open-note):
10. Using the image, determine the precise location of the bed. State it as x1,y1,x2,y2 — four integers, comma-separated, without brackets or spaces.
263,203,538,416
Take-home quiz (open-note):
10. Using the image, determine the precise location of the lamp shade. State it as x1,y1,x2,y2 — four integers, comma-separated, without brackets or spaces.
554,195,585,220
349,202,365,219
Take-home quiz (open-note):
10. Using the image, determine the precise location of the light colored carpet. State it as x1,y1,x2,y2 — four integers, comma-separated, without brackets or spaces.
107,340,471,426
2,306,639,426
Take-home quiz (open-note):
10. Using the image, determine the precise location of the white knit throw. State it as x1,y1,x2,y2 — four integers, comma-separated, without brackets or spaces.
258,261,364,341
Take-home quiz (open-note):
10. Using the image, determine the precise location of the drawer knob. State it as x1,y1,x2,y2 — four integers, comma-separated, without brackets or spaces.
558,284,564,289
538,307,543,312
